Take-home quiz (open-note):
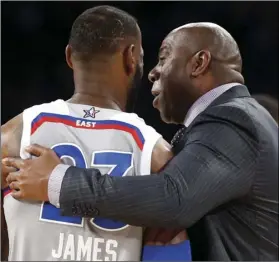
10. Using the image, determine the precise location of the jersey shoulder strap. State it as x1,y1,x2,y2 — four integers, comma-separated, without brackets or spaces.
20,99,68,159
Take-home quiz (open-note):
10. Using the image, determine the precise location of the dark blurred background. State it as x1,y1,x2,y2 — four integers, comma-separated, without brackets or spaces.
2,1,278,141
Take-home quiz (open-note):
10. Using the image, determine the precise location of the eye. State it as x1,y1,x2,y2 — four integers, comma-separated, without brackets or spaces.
158,56,166,65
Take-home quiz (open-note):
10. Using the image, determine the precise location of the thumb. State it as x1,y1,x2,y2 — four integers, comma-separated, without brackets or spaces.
11,190,23,200
25,144,48,157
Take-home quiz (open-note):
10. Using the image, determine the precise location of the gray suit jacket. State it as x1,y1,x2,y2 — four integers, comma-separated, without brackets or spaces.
59,85,278,260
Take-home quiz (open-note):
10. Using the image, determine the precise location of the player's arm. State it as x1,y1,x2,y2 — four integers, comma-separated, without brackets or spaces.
1,114,23,186
144,137,188,244
1,114,23,261
150,137,173,173
142,137,190,260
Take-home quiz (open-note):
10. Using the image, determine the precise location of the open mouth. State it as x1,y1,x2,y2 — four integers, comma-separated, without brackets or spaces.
153,95,159,108
151,82,161,109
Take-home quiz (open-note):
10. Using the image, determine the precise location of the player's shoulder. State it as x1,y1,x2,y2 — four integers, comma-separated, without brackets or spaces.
1,112,25,161
23,99,69,118
23,99,69,122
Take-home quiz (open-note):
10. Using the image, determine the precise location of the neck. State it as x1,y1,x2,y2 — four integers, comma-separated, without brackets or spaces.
71,67,125,111
213,67,244,87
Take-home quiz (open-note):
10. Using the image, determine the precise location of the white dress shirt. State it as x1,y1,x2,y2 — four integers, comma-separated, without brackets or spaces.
184,82,240,127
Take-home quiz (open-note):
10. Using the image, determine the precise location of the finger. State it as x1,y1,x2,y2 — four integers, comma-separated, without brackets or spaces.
144,241,156,245
9,181,20,191
153,228,183,244
2,167,18,187
167,230,188,245
11,190,22,200
143,228,161,243
2,158,23,169
25,144,49,157
144,240,164,246
2,165,18,174
6,172,20,184
144,241,164,246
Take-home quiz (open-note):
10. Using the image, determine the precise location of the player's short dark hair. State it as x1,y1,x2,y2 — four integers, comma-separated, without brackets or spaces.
69,5,139,62
253,94,278,122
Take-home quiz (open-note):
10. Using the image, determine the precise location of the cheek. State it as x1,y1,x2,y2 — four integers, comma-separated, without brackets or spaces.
161,66,177,104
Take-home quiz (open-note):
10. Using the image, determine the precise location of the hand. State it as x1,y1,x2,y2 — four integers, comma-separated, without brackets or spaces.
143,228,188,245
1,162,17,189
2,144,61,201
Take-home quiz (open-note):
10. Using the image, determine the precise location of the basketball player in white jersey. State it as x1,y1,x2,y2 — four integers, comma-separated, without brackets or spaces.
1,6,188,261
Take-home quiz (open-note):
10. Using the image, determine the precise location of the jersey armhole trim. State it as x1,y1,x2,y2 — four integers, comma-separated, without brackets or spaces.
140,134,162,176
20,110,32,159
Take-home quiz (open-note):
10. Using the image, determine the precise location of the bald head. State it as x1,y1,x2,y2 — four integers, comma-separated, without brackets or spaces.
169,22,242,73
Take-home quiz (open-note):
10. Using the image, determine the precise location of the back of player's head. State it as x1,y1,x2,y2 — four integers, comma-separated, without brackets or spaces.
253,94,278,123
67,6,143,113
68,5,139,62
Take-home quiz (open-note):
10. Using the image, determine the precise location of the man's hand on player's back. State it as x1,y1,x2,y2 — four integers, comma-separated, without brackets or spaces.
4,144,61,201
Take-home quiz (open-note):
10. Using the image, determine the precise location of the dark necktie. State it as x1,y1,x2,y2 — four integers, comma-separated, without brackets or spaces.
171,126,187,155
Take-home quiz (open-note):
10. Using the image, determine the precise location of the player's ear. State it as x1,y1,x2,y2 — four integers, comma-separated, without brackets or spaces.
190,50,211,77
65,45,73,69
123,44,136,77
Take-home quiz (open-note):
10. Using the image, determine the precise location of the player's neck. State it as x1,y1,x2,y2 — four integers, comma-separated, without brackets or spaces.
72,68,126,111
69,93,122,111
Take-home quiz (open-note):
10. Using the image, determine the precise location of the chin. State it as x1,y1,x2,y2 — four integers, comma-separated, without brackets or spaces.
161,112,184,125
160,111,173,124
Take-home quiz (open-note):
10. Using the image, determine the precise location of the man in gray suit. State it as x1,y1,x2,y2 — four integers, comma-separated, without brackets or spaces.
4,23,278,260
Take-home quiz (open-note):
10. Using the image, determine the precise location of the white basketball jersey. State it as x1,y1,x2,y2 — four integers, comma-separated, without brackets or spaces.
3,99,161,261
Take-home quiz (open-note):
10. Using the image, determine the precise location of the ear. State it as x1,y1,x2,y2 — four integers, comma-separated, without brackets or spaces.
65,45,73,69
123,44,136,76
190,50,211,77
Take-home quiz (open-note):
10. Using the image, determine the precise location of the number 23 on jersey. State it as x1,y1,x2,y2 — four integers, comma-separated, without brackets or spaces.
39,143,133,232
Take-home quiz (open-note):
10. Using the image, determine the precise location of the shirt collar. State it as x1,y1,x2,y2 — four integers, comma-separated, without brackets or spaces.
184,83,241,127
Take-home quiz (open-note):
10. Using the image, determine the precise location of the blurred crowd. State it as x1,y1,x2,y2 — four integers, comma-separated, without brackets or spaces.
2,1,278,141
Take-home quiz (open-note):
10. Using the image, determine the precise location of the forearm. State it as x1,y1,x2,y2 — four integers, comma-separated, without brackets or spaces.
57,149,217,228
48,165,184,227
59,165,183,227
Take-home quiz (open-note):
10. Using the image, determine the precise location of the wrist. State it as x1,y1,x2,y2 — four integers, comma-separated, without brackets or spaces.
47,164,70,207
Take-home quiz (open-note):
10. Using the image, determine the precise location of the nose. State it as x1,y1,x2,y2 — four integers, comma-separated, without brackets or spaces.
148,67,160,83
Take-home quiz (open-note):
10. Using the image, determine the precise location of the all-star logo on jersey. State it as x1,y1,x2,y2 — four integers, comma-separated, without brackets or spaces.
83,107,100,119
